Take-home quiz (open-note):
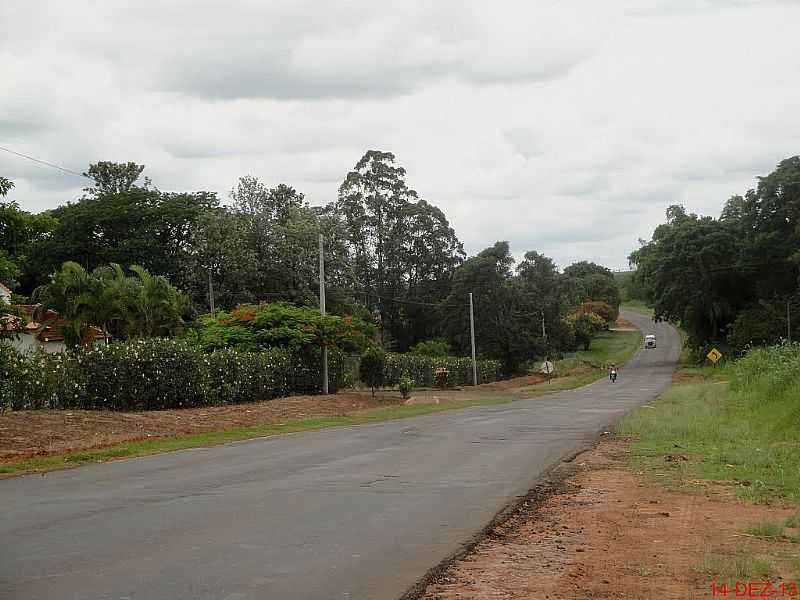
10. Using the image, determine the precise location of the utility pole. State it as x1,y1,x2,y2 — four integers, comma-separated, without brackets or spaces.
469,292,477,386
319,234,328,394
208,268,215,314
540,310,547,342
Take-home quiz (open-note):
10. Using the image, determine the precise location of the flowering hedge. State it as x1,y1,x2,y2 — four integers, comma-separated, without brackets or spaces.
0,339,345,411
382,353,502,387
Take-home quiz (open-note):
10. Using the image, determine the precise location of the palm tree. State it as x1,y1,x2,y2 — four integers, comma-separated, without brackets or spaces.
33,262,187,347
33,262,93,348
89,263,135,343
128,265,186,338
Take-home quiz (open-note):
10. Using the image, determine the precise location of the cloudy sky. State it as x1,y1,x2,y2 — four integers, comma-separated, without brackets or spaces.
2,0,799,270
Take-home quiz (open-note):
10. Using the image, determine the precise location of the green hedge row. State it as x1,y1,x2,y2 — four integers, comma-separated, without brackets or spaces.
0,339,345,411
383,353,502,387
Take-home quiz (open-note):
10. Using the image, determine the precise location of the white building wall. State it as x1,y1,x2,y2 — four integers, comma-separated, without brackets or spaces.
10,333,66,354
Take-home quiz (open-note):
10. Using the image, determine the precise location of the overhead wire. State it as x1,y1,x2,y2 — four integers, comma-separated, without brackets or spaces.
0,145,93,181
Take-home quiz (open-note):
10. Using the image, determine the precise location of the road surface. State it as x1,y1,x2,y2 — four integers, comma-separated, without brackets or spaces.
0,311,680,600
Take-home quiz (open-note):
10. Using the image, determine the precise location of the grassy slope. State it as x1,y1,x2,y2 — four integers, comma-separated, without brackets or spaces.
620,300,654,316
617,347,800,584
1,328,644,476
617,366,800,504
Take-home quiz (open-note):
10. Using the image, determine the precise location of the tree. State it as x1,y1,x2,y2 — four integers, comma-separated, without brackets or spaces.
83,161,148,196
563,261,613,280
563,260,621,314
359,346,386,397
33,261,94,348
182,209,258,310
0,177,13,197
337,151,464,348
630,207,749,348
33,262,187,347
0,179,57,287
194,302,374,354
630,157,800,352
23,168,217,291
126,265,187,338
568,311,605,351
409,339,451,357
439,242,541,374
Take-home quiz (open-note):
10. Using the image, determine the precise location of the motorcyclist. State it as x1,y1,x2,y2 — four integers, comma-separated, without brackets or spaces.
609,363,617,383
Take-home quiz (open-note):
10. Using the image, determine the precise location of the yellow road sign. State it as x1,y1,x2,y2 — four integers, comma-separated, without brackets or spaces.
707,348,723,363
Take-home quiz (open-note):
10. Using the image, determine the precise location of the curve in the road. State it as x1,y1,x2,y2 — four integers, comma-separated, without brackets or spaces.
0,311,680,600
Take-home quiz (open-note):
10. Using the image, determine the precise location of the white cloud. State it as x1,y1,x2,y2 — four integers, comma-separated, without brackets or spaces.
1,0,799,270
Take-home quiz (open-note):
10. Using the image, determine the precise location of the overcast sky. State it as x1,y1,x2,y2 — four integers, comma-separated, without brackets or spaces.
2,0,799,270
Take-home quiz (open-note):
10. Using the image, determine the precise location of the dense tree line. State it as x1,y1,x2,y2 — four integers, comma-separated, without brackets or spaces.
630,156,800,354
2,151,621,372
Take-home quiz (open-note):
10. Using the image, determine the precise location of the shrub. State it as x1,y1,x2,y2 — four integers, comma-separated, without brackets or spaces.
434,368,449,389
409,339,451,357
359,346,385,397
580,301,617,326
727,301,800,353
566,311,606,351
195,302,374,354
0,338,341,411
288,346,346,394
399,374,414,400
383,354,502,387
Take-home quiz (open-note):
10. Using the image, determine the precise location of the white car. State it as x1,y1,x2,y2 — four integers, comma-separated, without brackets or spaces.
644,334,657,348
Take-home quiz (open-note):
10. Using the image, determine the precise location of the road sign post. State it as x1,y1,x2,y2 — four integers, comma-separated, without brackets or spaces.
707,347,723,366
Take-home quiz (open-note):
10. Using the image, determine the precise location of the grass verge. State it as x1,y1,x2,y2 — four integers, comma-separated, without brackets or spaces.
519,328,642,395
621,300,654,316
619,343,800,585
618,349,800,504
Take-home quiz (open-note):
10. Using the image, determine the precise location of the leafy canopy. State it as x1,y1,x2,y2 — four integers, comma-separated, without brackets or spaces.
194,302,374,354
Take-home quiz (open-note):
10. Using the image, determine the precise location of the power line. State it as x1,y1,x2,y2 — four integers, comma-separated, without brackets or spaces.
0,145,92,181
362,290,466,308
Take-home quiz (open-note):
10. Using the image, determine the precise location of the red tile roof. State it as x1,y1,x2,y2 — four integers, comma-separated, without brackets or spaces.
7,305,110,344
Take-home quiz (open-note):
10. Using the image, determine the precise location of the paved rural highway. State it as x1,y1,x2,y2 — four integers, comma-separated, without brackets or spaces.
0,311,680,600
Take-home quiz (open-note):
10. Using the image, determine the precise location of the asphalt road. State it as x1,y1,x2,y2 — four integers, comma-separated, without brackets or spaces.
0,311,680,600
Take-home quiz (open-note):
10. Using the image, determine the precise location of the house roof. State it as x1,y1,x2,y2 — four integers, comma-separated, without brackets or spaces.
8,305,111,344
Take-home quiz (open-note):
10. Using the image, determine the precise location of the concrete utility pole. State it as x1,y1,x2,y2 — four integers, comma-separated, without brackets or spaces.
208,268,215,314
469,292,477,386
319,234,328,394
540,310,547,342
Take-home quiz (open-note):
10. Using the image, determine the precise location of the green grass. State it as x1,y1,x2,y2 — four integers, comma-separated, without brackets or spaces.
745,520,787,539
0,396,514,476
703,546,773,580
618,362,800,503
621,300,654,316
518,329,642,394
785,514,800,528
580,328,642,365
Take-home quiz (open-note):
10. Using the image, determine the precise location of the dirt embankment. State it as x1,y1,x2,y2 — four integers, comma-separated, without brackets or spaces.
421,437,798,600
0,393,396,463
